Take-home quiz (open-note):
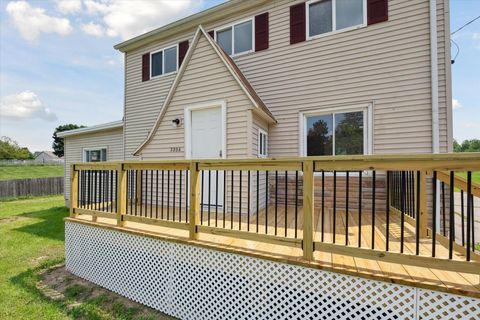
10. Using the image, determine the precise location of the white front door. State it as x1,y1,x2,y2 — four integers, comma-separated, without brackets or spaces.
189,106,224,208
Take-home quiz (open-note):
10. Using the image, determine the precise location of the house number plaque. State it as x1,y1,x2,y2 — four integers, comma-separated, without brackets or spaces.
170,147,182,152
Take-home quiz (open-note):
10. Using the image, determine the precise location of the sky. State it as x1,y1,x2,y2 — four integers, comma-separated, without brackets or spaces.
0,0,479,152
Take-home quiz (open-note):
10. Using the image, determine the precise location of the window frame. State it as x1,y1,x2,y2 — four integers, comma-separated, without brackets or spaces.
258,128,268,158
150,43,179,79
299,103,372,157
83,147,108,162
214,17,255,57
306,0,367,41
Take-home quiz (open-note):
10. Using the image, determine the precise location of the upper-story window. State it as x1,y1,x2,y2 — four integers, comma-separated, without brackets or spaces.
258,129,268,158
215,18,254,56
150,45,178,78
307,0,365,39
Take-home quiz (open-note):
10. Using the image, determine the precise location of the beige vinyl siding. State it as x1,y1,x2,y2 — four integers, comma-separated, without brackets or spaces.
140,34,253,159
64,128,124,205
124,0,450,158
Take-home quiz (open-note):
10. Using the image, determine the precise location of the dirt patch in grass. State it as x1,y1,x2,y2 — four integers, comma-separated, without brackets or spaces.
39,265,175,320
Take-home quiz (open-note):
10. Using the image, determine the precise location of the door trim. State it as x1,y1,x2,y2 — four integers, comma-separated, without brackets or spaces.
184,99,227,160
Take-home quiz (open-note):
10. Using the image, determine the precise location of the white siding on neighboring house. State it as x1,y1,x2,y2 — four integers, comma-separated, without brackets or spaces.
64,128,124,205
123,0,451,159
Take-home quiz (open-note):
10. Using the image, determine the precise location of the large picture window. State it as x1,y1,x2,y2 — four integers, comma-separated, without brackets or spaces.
150,45,178,78
307,0,365,39
215,19,253,56
304,109,366,156
84,148,107,162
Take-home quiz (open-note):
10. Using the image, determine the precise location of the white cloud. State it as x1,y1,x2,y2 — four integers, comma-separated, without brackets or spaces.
6,1,72,41
452,99,462,110
81,21,105,37
0,91,57,121
82,0,203,40
55,0,82,14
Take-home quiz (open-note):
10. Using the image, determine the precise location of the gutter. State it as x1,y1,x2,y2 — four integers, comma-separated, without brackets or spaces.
430,0,439,153
56,120,123,138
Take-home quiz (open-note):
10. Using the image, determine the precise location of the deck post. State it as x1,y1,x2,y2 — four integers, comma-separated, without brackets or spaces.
116,164,127,227
70,164,79,218
189,161,201,240
419,170,428,237
302,160,315,260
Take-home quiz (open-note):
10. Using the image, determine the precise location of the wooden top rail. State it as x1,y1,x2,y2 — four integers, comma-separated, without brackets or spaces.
72,153,480,172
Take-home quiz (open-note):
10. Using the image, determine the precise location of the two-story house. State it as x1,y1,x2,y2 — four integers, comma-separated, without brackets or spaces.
59,0,452,209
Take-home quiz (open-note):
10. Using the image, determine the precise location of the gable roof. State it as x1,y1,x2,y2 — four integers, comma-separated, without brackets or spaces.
56,120,123,138
133,25,276,156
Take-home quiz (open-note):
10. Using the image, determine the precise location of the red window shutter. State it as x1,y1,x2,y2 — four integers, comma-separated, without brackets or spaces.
255,12,269,51
178,40,189,66
367,0,388,25
290,2,306,44
142,53,150,82
208,30,214,38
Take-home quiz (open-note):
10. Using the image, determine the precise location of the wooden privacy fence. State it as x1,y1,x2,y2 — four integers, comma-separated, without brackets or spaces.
70,153,480,274
0,177,64,198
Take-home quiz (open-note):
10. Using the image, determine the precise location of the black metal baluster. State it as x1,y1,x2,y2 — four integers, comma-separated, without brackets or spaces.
179,170,182,222
94,170,98,210
416,171,421,255
208,170,211,226
139,170,143,216
248,170,251,232
372,170,376,250
321,170,325,242
386,171,390,251
239,170,242,231
135,170,138,216
359,170,363,248
346,171,349,246
215,170,218,227
400,171,405,253
449,171,455,259
200,170,203,224
432,172,437,257
173,170,176,221
285,171,288,237
150,170,154,218
112,171,115,213
265,170,269,234
466,172,472,261
185,170,188,222
333,171,337,244
100,170,104,211
442,181,446,236
223,170,226,229
167,170,170,220
256,170,260,233
156,170,159,219
231,170,234,229
275,171,278,236
115,171,118,213
295,171,298,239
161,170,164,219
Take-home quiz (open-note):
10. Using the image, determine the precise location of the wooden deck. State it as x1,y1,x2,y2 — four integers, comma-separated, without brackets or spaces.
74,204,480,298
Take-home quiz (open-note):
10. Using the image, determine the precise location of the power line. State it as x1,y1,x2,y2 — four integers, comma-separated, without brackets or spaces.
451,15,480,35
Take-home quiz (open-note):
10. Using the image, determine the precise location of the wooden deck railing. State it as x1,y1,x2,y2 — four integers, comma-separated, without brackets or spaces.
70,153,480,274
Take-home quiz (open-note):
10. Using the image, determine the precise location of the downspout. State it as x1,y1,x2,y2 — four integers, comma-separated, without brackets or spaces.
430,0,441,233
430,0,440,154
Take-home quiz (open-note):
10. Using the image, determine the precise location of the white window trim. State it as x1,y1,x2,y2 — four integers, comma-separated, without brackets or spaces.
184,100,227,160
258,128,268,158
150,43,179,79
306,0,367,41
82,147,108,162
299,103,373,157
214,17,255,57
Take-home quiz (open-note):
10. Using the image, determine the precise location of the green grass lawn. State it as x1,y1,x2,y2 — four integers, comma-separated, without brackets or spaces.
456,171,480,185
0,165,64,180
0,195,68,319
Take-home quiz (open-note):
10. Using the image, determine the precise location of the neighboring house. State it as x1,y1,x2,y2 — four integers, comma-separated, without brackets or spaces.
61,0,452,206
33,151,64,164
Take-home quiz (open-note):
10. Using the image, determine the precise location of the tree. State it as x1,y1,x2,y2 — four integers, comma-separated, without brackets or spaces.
0,136,33,160
453,139,480,152
52,124,85,157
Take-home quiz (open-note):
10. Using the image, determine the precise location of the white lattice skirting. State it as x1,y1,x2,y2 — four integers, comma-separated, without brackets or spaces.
65,221,480,320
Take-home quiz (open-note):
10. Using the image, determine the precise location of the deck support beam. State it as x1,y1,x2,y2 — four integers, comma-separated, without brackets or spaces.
70,164,78,218
189,161,201,240
116,164,127,227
